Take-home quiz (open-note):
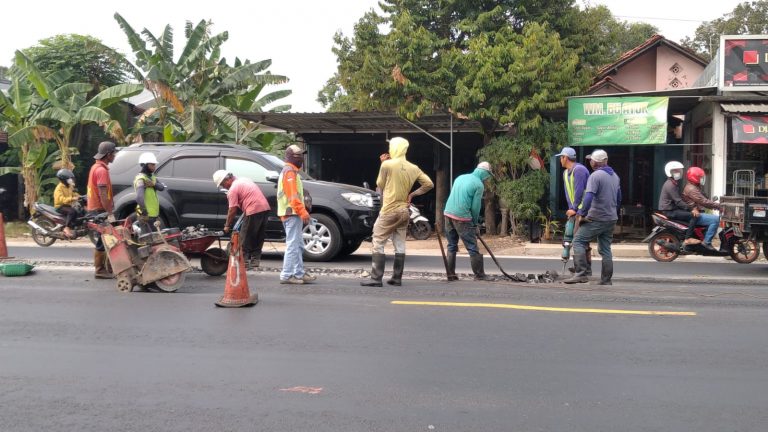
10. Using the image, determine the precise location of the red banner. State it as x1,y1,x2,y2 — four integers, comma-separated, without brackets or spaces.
732,115,768,144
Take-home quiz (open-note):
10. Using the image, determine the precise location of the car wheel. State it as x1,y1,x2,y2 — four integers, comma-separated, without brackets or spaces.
302,213,342,262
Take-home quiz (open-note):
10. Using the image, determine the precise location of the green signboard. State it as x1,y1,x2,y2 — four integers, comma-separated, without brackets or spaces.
568,97,669,145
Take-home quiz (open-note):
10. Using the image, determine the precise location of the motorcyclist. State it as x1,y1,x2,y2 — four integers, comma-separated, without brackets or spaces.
682,167,721,251
53,169,79,239
658,161,699,246
133,152,166,234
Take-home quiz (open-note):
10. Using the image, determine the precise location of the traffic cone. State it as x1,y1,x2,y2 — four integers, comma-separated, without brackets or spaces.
0,212,9,260
215,231,258,308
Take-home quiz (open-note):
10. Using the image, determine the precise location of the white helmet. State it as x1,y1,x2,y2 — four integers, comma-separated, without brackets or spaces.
664,161,684,178
138,152,158,165
212,169,231,187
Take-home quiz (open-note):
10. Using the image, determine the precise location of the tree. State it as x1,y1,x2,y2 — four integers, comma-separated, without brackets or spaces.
114,14,291,147
14,50,143,171
21,34,134,88
681,0,768,60
319,0,590,234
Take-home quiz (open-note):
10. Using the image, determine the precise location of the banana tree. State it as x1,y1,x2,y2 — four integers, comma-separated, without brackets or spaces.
14,50,143,169
114,14,291,145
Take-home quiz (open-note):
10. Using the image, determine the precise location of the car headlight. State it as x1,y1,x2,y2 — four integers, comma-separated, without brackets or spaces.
341,192,374,208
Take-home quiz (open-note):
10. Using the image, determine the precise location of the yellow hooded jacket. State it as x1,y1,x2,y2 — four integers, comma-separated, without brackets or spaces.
376,137,434,214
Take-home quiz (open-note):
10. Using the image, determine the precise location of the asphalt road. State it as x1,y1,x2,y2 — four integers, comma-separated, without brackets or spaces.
1,268,767,431
9,243,768,283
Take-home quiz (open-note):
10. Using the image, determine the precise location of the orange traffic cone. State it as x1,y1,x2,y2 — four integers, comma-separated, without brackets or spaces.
215,231,258,307
0,212,9,260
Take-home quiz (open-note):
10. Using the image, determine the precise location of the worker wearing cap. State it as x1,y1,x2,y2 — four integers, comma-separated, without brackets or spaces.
442,161,494,281
564,149,621,286
361,137,434,287
212,169,271,270
277,144,316,284
87,141,119,279
555,146,592,275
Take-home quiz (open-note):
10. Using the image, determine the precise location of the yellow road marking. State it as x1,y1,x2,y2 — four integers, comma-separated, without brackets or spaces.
391,301,696,316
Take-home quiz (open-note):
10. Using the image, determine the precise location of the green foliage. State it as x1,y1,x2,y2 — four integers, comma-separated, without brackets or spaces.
114,14,291,148
20,34,134,88
680,0,768,60
0,66,8,80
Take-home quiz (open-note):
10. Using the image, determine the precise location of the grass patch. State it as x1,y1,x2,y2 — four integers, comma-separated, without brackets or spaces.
3,221,30,238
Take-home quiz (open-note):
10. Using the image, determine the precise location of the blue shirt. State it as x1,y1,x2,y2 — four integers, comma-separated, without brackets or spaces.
579,166,621,221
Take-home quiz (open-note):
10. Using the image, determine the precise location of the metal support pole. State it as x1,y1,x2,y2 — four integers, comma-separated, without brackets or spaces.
450,115,453,185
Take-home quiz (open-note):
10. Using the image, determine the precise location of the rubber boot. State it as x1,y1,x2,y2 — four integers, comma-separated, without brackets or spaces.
584,246,593,276
387,253,405,286
94,250,113,279
470,254,493,281
446,252,459,281
361,253,385,287
598,259,613,286
563,253,589,284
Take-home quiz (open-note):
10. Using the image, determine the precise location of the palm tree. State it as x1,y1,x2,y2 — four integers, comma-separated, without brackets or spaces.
114,13,291,145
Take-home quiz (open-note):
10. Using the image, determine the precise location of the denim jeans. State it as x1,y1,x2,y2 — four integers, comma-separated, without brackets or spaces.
280,216,305,280
694,213,720,244
444,217,480,256
572,219,616,261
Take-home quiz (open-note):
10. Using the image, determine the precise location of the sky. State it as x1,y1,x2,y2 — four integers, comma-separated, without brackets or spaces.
0,0,747,113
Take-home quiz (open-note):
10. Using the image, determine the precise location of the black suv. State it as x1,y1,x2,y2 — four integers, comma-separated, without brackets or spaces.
109,143,380,261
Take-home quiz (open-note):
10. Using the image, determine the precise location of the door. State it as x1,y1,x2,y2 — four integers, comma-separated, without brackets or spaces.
222,155,285,240
156,155,223,228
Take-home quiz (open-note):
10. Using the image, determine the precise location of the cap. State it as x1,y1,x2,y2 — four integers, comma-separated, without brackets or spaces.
94,141,118,159
477,161,491,172
285,144,306,158
554,147,577,159
587,149,608,162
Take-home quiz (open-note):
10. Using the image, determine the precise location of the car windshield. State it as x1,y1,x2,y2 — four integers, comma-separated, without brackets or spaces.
260,153,314,180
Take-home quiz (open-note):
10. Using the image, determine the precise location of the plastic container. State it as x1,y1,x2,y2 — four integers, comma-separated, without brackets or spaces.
0,262,35,277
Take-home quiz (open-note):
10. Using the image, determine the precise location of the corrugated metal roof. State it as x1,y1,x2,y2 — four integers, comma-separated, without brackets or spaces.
721,103,768,113
233,111,504,134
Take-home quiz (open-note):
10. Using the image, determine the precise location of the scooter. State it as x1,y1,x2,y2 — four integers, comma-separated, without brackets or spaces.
408,204,432,240
27,196,100,246
644,212,760,264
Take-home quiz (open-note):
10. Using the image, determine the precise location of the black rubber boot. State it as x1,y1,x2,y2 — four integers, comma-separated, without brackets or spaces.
361,253,385,287
470,254,493,281
446,252,459,281
584,246,593,276
387,253,405,286
598,259,613,285
563,253,589,284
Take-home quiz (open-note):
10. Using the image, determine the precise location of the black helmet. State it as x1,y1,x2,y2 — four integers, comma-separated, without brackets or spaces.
56,169,75,182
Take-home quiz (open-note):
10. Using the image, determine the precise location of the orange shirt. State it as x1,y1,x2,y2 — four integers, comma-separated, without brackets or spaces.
87,160,112,211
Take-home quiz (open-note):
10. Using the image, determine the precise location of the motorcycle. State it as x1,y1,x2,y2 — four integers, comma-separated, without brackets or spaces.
408,204,432,240
27,196,99,247
644,212,760,263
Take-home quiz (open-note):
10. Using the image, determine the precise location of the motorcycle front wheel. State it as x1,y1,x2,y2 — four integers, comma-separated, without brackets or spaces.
30,217,57,247
409,220,432,240
647,231,680,262
729,238,760,264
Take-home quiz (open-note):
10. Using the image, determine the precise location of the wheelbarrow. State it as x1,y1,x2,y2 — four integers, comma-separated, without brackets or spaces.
90,220,191,293
178,225,229,276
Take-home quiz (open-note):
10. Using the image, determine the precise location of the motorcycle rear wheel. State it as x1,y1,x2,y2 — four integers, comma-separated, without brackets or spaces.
729,238,760,264
31,217,57,247
409,220,432,240
648,232,680,262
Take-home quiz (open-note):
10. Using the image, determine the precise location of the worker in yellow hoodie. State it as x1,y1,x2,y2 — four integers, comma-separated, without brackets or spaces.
361,137,434,287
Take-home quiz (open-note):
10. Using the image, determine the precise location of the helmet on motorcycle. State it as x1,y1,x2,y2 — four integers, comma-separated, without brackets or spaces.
56,169,75,183
686,167,706,184
664,161,684,178
138,152,158,166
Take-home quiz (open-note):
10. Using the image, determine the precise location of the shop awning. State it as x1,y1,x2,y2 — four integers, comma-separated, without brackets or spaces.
721,103,768,114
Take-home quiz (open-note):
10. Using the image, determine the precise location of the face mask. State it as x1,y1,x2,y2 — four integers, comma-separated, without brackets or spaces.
67,178,75,186
700,177,706,186
672,173,682,181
